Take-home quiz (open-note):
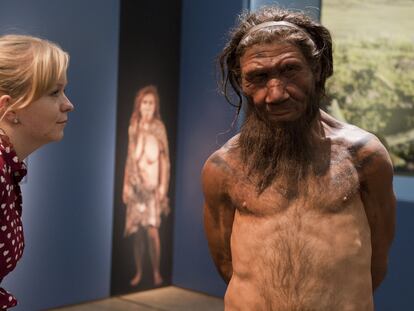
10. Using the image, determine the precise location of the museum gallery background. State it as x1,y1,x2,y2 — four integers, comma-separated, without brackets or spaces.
0,0,412,310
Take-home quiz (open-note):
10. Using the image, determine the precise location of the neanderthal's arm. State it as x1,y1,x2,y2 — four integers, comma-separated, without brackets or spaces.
202,153,235,284
358,136,396,291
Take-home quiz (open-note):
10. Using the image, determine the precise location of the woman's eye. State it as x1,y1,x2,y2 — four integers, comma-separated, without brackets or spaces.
50,90,60,96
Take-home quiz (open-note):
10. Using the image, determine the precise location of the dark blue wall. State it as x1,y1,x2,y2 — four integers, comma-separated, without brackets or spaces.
0,0,119,310
172,0,246,297
374,200,414,310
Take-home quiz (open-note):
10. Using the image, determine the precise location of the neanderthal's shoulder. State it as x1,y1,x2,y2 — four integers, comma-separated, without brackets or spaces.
203,135,240,178
331,123,378,150
330,123,392,171
321,112,381,151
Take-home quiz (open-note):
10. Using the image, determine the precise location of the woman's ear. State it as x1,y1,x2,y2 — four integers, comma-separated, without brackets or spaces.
2,110,18,124
0,94,11,110
0,95,18,124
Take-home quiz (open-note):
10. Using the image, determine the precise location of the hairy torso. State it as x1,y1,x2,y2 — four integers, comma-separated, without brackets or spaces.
217,132,374,311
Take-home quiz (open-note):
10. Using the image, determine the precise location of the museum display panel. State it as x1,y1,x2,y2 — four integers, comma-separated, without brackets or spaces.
110,0,181,296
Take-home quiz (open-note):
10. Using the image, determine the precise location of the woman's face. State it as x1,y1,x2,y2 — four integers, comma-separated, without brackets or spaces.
139,93,156,121
16,76,74,145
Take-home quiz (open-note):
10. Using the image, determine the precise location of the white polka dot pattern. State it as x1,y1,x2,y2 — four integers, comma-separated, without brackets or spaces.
0,135,27,309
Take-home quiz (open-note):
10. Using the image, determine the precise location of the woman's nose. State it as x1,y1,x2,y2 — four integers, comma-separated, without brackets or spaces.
62,96,74,112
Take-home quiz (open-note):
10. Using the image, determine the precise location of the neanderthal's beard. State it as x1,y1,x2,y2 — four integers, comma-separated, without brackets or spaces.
238,99,319,193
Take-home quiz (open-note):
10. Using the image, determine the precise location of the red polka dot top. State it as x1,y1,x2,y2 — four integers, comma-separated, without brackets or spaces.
0,134,27,309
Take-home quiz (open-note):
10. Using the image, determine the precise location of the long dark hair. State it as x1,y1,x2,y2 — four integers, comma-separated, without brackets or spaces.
129,85,161,126
218,6,333,114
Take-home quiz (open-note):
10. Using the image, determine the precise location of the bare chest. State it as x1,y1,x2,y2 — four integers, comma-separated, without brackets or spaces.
228,156,361,217
136,133,160,164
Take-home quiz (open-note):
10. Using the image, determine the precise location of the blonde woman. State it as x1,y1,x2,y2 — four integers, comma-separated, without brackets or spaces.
123,85,170,286
0,34,74,309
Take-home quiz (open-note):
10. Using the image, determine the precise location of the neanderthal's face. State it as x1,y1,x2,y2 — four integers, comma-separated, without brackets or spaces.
240,42,316,123
139,93,156,121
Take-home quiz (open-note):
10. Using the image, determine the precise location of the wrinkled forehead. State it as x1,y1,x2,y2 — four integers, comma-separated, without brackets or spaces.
242,41,305,58
237,22,315,65
240,42,308,70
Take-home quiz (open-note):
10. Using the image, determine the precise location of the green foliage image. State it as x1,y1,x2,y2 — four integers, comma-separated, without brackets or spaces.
322,0,414,173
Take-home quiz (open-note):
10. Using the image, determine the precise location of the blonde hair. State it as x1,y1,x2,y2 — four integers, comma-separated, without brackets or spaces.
0,34,69,119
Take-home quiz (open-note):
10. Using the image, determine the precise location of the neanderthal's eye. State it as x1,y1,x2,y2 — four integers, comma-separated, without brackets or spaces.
280,64,301,76
245,72,268,84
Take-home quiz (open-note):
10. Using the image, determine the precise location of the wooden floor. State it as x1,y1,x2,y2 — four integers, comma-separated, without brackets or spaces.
48,286,224,311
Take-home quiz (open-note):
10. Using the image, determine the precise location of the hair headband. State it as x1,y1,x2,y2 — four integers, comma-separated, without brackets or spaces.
239,20,315,46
